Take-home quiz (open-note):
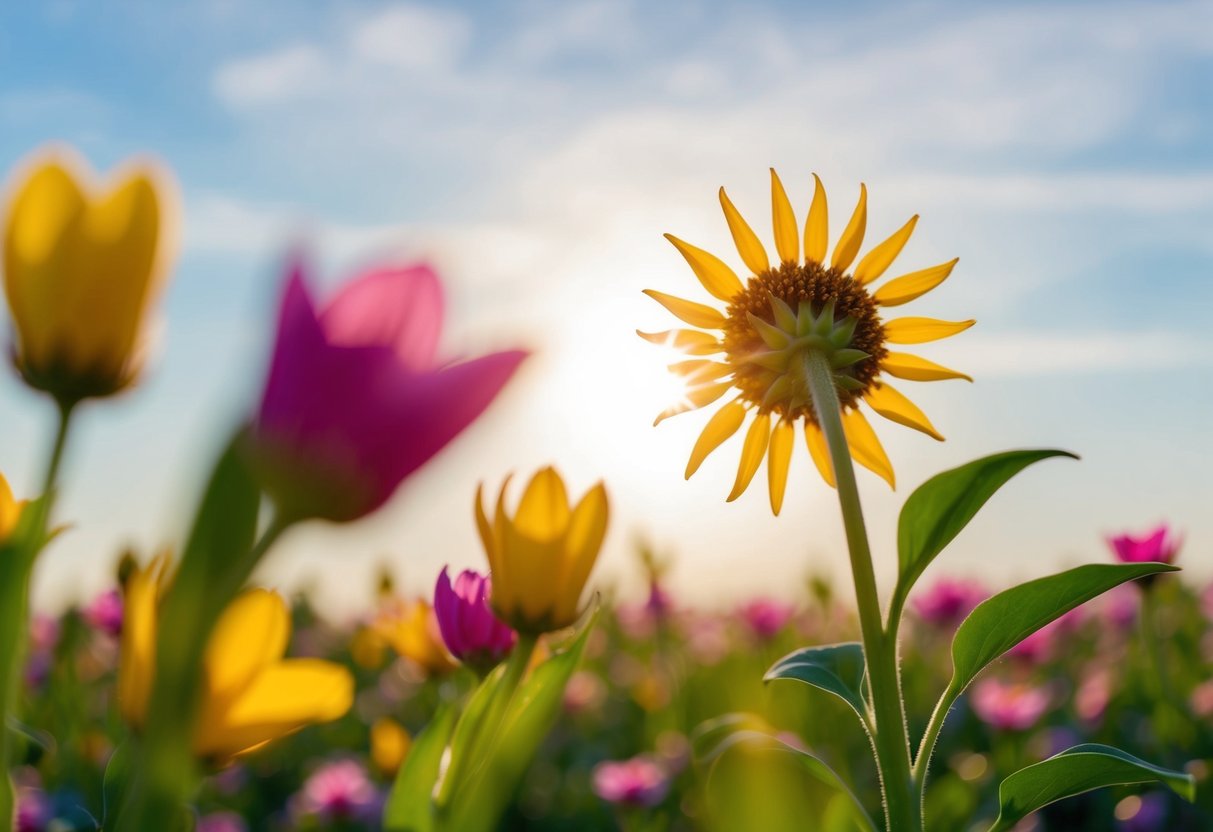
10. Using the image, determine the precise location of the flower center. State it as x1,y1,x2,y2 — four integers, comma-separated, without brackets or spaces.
722,260,886,422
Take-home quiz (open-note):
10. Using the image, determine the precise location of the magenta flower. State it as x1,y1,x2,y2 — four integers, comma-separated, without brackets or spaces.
250,261,526,522
294,759,379,822
433,567,516,670
1107,523,1182,565
739,598,795,640
912,577,988,629
592,756,669,808
14,787,50,832
970,678,1050,732
83,589,123,637
195,812,247,832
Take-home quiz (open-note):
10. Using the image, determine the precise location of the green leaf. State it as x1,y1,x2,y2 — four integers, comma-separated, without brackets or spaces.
700,728,877,832
764,643,870,730
442,607,599,832
383,700,459,832
893,450,1077,621
951,562,1178,694
988,744,1196,832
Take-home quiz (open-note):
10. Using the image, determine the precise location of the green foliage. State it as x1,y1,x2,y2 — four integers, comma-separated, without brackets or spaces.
892,450,1077,624
764,643,870,732
949,563,1179,695
988,744,1196,831
383,701,458,832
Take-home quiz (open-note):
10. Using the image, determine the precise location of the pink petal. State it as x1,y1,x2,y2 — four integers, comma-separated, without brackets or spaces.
320,264,444,370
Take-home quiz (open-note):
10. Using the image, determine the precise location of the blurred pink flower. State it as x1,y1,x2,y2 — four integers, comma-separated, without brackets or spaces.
592,756,669,807
249,261,526,522
1190,680,1213,719
739,598,795,640
616,584,674,641
83,589,123,637
1076,667,1113,724
294,759,379,821
1007,620,1059,664
195,812,247,832
970,678,1050,731
1102,585,1139,631
1107,523,1182,565
912,578,988,628
14,786,50,832
433,567,515,670
564,669,608,715
680,612,730,665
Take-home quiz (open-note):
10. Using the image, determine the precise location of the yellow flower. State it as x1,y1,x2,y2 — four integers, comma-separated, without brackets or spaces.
370,716,412,778
642,170,973,514
2,146,178,402
475,467,608,634
0,471,27,543
119,557,354,761
375,599,458,677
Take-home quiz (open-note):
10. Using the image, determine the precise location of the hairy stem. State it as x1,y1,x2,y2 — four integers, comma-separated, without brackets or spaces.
804,351,918,832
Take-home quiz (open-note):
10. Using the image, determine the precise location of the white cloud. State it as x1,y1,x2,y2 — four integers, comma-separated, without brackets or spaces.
957,331,1213,377
349,4,471,72
212,43,331,107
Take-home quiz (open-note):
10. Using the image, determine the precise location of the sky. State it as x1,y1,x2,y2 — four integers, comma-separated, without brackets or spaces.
0,0,1211,618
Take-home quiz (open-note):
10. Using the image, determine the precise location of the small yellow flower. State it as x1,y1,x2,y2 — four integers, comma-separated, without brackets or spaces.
375,599,458,677
475,467,609,634
642,170,973,514
2,146,178,402
0,471,27,543
119,556,353,761
370,716,412,778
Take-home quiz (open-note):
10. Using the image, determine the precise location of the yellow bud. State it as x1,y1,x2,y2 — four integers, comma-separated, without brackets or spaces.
2,146,178,403
476,467,609,634
370,717,411,778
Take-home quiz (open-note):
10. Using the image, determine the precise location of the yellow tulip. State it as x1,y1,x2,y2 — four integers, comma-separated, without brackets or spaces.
0,471,27,543
375,599,458,677
2,146,178,402
119,557,353,761
370,716,411,778
475,467,609,633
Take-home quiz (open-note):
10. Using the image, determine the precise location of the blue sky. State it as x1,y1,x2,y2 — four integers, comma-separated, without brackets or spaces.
1,0,1211,616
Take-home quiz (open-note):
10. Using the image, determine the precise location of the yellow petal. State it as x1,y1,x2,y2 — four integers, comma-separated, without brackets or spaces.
686,400,747,478
769,169,798,264
0,472,23,541
872,258,959,307
830,184,867,272
371,717,412,778
118,556,168,728
203,590,289,704
194,660,354,759
864,383,944,441
803,174,829,264
881,352,972,382
766,419,795,515
636,329,723,355
501,516,565,623
854,215,918,285
553,482,609,626
669,359,732,383
842,409,895,488
663,234,744,301
804,423,836,488
514,467,571,541
643,289,725,329
653,379,733,425
883,317,975,344
475,483,516,617
727,413,770,501
719,187,770,276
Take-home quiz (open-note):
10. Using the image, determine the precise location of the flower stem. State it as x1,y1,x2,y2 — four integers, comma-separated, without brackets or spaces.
803,351,918,832
0,400,76,832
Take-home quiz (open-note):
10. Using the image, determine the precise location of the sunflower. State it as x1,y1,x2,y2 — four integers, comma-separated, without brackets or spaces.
640,170,973,514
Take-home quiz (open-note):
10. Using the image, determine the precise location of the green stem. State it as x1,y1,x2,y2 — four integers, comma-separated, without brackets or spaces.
112,516,289,832
911,681,959,791
438,634,538,814
0,400,76,832
803,352,918,832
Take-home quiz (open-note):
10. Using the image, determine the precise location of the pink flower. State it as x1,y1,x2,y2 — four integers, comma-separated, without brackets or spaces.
83,589,123,637
592,756,669,807
14,787,50,832
433,567,516,669
294,759,379,821
1107,523,1182,565
739,598,795,640
970,678,1050,732
249,261,526,522
912,578,989,628
1007,620,1059,664
195,812,247,832
1076,667,1113,724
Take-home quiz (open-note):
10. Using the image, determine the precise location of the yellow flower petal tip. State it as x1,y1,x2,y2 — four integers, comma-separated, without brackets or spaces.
3,145,180,403
477,468,609,634
642,171,965,512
